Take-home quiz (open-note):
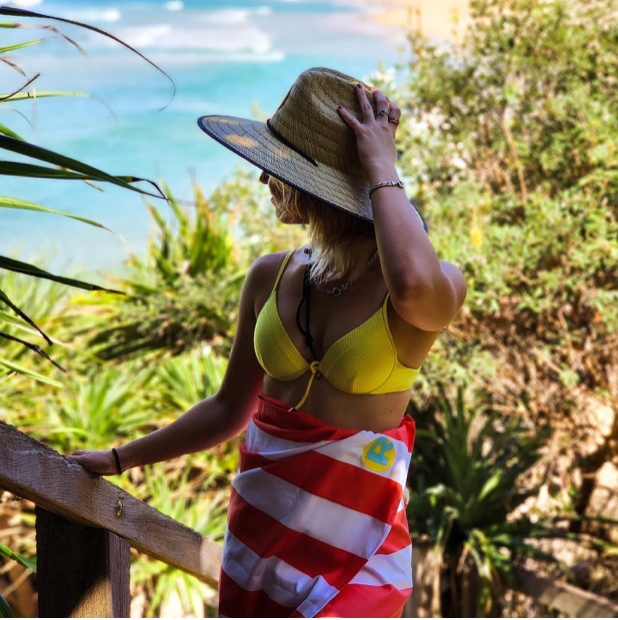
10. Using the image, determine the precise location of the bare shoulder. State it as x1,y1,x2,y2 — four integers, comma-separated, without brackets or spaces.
247,250,293,288
244,249,296,317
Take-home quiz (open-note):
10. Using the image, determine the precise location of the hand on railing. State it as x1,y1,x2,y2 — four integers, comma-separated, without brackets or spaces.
66,449,120,476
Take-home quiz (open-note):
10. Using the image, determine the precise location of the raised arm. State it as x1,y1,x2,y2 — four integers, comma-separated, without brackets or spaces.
67,255,270,475
338,84,467,331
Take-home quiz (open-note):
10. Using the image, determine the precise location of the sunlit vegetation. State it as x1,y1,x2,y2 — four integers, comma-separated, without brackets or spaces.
2,0,617,617
371,0,618,613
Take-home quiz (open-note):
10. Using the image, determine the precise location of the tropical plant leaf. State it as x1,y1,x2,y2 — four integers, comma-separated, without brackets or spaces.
0,6,175,108
0,54,26,76
0,309,65,345
0,256,124,294
0,286,51,344
0,195,111,230
0,593,15,618
0,38,43,54
0,541,37,572
0,72,39,102
0,20,87,55
1,90,86,102
0,103,31,127
0,135,166,199
0,161,132,184
0,355,63,387
0,124,23,140
0,136,167,200
0,330,65,371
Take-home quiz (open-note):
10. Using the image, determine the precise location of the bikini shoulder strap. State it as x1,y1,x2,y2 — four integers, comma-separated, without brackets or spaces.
272,248,296,292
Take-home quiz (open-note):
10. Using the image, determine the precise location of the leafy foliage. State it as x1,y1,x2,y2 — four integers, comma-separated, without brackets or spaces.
75,170,307,362
155,349,228,413
408,384,546,615
373,0,617,414
76,181,241,361
127,461,229,618
0,7,170,369
365,0,618,610
408,382,617,615
0,593,16,619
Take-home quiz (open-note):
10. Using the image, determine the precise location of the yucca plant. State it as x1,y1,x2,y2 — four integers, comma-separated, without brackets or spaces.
0,5,173,372
0,260,70,385
33,364,157,454
407,382,617,616
154,349,240,473
155,349,228,413
74,180,245,362
128,461,229,618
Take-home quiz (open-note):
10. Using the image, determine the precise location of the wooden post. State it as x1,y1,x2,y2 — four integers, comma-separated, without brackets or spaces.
403,538,442,618
35,506,131,618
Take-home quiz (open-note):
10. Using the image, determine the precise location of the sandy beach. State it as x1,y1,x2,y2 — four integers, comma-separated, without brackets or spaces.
372,0,471,41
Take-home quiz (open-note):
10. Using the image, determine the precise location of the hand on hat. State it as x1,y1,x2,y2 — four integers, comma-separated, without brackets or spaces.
337,85,401,178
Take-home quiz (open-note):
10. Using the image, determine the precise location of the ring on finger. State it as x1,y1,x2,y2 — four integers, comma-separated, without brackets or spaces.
388,118,399,125
377,109,388,117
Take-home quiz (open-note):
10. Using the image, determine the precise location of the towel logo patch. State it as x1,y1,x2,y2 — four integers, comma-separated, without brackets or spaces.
362,437,395,472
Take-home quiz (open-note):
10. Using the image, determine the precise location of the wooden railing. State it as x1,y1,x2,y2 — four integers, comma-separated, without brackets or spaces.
0,420,221,617
2,419,618,618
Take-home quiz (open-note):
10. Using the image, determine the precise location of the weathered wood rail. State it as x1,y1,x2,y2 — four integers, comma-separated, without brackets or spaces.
0,419,221,617
2,418,618,618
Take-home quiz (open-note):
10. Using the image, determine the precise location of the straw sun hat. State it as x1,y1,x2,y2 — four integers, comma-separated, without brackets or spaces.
197,67,391,223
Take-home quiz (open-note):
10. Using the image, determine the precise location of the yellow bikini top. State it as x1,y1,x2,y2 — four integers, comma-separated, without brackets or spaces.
254,248,421,411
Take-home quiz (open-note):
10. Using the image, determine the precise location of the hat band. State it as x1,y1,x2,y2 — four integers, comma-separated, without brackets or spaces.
266,118,318,168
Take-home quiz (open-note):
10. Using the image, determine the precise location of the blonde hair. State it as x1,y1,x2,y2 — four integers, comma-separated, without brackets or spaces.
268,176,377,285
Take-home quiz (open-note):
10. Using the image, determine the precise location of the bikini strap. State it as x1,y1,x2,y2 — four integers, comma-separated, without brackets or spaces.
296,261,319,361
272,248,295,293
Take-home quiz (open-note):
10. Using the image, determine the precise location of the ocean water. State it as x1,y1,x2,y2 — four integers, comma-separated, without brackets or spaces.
0,0,409,274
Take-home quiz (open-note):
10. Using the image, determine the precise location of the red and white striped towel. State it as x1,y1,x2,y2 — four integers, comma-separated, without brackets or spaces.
218,392,416,618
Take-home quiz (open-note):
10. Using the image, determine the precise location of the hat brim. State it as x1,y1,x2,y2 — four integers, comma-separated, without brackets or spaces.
197,115,374,223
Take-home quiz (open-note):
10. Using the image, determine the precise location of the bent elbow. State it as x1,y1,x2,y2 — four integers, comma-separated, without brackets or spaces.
391,276,433,307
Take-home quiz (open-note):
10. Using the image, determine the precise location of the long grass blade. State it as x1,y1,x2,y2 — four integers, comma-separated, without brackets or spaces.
0,6,175,108
0,256,124,294
0,161,134,185
2,90,87,102
0,330,65,372
0,593,16,618
0,286,51,344
0,125,23,140
2,91,119,127
0,38,43,53
0,72,39,102
0,309,66,345
0,21,87,56
0,160,164,197
0,356,63,387
0,55,26,76
0,195,111,231
0,103,32,127
0,135,166,199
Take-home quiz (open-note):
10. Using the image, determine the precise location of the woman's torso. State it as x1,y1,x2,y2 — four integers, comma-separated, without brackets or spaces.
255,247,441,432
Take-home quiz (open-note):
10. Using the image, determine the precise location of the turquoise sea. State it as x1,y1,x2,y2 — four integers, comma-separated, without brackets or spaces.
1,0,410,274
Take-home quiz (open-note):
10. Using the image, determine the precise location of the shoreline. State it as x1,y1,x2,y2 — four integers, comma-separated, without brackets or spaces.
368,0,471,42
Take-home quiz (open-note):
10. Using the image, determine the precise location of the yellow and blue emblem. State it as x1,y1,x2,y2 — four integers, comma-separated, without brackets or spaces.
362,436,396,472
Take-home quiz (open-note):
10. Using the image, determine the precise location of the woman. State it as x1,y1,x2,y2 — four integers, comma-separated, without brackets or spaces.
68,67,466,617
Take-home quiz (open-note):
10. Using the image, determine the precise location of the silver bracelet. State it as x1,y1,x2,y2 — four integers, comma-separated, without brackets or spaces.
369,179,404,197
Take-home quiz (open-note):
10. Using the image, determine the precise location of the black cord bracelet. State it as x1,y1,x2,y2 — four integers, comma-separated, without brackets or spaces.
112,447,122,475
